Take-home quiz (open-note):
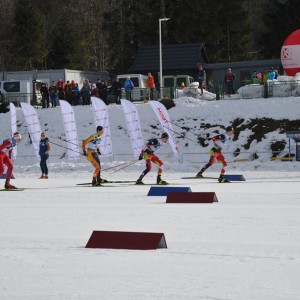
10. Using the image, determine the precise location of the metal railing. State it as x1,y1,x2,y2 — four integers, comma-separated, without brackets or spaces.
0,93,41,106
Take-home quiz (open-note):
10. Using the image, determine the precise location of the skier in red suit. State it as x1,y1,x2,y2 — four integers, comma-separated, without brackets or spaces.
0,132,22,189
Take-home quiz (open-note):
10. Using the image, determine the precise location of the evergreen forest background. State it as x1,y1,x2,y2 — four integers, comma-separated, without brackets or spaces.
0,0,299,76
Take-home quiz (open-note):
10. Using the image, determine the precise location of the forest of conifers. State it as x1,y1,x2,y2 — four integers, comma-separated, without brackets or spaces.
0,0,299,75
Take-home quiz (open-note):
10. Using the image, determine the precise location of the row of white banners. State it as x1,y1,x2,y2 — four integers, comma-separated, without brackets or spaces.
10,98,180,160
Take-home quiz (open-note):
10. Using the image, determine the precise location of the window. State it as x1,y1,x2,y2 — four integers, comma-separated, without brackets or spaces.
3,82,20,93
176,77,187,87
164,78,174,87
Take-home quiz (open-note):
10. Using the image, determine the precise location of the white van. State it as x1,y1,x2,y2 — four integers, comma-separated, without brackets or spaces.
117,74,149,101
0,80,42,105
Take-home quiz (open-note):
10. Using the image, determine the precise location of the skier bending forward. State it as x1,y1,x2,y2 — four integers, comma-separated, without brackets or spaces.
136,132,169,185
196,126,234,183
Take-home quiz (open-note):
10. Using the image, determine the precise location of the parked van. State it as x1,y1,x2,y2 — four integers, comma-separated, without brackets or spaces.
117,74,149,101
0,80,42,105
162,75,195,98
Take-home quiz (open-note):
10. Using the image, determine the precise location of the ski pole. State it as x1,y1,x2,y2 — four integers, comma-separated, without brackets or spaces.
162,125,196,143
51,141,84,155
108,159,139,174
102,159,139,172
57,136,81,147
166,120,201,137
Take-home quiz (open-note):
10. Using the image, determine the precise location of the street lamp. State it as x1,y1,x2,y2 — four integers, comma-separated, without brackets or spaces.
159,18,170,99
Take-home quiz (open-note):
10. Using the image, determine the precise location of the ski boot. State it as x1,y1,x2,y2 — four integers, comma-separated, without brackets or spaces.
5,181,17,189
157,175,168,185
218,175,230,183
135,176,144,185
196,171,203,178
92,177,97,186
39,174,45,179
99,178,108,183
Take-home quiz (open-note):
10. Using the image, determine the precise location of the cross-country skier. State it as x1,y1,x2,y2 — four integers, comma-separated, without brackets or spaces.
136,132,169,185
196,126,234,183
82,126,106,186
0,132,22,189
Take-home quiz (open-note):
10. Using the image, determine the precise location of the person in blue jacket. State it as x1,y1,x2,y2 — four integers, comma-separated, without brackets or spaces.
124,77,134,101
267,67,276,80
39,132,51,179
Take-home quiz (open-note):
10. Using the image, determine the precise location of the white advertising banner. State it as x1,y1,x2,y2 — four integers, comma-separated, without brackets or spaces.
91,97,113,157
59,100,80,160
9,103,17,158
149,100,180,156
20,102,42,159
121,99,144,158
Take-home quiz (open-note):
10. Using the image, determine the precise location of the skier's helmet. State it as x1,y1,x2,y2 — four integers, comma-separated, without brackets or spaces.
226,126,234,132
96,125,103,132
161,132,169,139
13,132,22,141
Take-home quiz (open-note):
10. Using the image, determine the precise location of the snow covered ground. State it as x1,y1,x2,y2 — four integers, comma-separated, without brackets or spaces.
0,96,300,299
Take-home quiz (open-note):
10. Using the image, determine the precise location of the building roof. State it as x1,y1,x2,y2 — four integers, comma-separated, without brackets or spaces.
128,43,209,73
208,59,281,70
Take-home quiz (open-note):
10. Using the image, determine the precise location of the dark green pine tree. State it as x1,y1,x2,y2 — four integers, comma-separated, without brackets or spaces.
47,22,76,69
13,0,47,69
135,0,253,63
259,0,300,58
207,0,252,62
103,0,142,74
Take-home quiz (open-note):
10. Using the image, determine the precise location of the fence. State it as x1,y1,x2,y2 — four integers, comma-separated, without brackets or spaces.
0,93,41,106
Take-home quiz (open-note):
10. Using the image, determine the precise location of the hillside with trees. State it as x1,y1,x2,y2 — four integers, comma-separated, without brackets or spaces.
0,0,299,75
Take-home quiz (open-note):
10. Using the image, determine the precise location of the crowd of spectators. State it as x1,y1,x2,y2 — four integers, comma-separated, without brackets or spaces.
39,78,115,108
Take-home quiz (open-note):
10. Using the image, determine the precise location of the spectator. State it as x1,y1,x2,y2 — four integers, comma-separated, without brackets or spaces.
40,82,49,108
64,80,72,105
81,80,91,105
39,132,51,179
124,77,134,101
146,72,156,100
263,69,268,83
73,83,80,106
197,65,205,95
257,71,262,82
99,81,108,105
111,77,122,104
56,80,65,100
251,71,259,84
49,81,58,108
91,83,99,97
268,67,276,80
96,79,102,91
224,68,236,95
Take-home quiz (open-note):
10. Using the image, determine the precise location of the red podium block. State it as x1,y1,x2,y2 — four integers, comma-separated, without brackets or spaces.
85,230,167,250
166,192,218,203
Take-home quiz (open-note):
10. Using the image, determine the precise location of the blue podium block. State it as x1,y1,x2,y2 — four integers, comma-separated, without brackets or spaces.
0,173,15,179
147,186,192,196
224,174,245,181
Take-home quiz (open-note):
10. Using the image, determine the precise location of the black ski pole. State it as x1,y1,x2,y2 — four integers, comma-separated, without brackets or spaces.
51,141,84,155
166,120,201,138
108,159,140,174
162,125,196,143
58,136,81,147
102,159,139,172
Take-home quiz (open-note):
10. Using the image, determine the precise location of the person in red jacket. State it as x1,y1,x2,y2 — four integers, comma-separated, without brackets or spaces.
0,132,22,189
146,72,156,100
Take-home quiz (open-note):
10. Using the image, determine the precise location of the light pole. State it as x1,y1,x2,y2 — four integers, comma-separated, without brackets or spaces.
159,18,170,99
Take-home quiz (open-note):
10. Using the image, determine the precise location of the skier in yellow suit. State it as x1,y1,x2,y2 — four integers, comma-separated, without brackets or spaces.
82,126,107,186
